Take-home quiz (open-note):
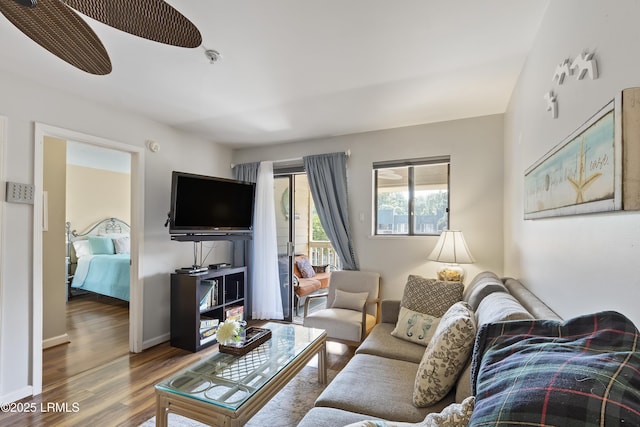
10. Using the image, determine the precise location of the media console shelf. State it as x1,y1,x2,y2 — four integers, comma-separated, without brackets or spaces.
170,266,247,352
171,234,252,242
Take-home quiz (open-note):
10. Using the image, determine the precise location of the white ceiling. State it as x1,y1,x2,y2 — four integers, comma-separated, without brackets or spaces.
0,1,548,148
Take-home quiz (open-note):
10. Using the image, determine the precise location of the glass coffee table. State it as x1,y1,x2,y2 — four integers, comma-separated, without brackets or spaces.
155,322,327,427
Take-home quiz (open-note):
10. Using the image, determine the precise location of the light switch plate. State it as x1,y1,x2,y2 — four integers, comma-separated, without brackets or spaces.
6,181,35,204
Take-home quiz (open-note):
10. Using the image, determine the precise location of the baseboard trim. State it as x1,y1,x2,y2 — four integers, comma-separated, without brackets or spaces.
143,333,170,350
42,333,70,349
1,385,32,405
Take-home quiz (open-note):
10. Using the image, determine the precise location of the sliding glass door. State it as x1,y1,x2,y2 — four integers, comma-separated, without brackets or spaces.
275,172,339,322
274,175,293,322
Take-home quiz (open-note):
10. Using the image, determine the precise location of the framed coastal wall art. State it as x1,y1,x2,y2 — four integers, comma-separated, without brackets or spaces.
525,87,640,219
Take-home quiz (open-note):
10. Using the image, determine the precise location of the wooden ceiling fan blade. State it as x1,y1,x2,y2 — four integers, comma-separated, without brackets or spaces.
0,0,112,75
62,0,202,48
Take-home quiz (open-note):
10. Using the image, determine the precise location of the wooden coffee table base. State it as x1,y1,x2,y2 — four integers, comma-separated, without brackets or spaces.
155,335,326,427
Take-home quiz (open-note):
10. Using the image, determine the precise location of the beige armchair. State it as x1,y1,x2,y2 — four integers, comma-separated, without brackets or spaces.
302,270,381,347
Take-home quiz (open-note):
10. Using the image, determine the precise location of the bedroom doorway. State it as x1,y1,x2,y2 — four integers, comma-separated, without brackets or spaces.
33,124,144,395
42,142,132,385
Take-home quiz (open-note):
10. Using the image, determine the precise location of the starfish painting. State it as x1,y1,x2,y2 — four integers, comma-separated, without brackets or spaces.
567,136,602,203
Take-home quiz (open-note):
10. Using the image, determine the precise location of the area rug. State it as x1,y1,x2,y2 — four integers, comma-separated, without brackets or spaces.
140,365,336,427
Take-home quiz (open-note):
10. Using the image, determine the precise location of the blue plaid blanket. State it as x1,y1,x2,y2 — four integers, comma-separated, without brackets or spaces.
469,311,640,426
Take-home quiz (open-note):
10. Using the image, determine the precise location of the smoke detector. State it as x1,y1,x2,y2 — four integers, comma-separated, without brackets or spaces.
205,49,221,64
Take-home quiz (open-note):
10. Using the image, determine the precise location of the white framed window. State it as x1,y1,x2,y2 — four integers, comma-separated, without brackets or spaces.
373,156,450,236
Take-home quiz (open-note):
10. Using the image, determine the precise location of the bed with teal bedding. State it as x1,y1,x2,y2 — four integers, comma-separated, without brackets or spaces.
68,218,131,302
71,253,130,301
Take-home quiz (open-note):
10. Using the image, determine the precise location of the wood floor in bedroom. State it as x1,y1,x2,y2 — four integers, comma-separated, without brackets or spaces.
3,295,352,427
43,293,130,385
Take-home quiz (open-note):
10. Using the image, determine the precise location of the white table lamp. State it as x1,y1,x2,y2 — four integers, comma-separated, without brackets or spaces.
428,230,475,282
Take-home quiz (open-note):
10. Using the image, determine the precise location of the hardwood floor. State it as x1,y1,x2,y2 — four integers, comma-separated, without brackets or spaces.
43,294,130,386
3,296,352,427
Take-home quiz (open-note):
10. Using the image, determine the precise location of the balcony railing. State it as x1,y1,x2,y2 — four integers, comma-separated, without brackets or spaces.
308,241,341,270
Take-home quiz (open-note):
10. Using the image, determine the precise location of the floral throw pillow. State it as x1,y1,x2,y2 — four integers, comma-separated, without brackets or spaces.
422,396,475,426
413,301,476,407
296,257,316,278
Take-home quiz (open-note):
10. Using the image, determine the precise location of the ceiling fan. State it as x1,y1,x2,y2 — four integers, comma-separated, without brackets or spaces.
0,0,202,75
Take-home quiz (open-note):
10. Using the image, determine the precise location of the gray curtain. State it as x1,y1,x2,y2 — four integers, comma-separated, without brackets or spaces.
232,162,260,317
232,162,259,269
303,152,359,270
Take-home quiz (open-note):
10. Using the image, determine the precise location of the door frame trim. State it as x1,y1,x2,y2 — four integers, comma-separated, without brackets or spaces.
32,123,144,395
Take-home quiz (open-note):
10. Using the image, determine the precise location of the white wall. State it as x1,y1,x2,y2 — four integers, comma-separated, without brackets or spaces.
0,68,233,402
504,0,640,327
233,114,505,301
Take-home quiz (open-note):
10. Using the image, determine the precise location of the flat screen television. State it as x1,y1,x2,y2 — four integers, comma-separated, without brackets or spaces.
169,171,255,235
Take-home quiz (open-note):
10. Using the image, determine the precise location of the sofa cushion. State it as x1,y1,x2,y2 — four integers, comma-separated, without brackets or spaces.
304,309,376,343
380,299,402,324
401,275,463,317
391,306,440,346
341,396,475,427
314,271,331,288
414,302,476,407
462,271,501,301
469,311,640,426
316,353,454,423
294,277,321,297
356,323,427,364
297,407,385,427
453,360,473,404
455,285,538,403
295,256,316,278
464,277,508,311
503,278,562,321
475,291,533,327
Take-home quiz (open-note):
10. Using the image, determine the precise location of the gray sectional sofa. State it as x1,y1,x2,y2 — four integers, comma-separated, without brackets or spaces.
297,272,562,426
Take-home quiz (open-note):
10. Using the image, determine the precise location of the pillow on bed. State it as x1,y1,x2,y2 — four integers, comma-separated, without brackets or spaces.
113,236,130,254
72,240,91,258
100,232,129,240
88,235,115,255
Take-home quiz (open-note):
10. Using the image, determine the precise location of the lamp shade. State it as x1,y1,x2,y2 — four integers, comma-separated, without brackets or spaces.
428,230,475,264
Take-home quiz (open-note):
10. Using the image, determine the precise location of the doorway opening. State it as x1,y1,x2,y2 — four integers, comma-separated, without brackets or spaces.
42,140,132,386
33,123,144,395
274,172,339,324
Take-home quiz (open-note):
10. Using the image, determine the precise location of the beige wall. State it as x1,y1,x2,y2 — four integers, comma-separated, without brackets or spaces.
43,137,67,345
233,114,505,301
0,67,234,402
504,0,640,327
66,165,131,232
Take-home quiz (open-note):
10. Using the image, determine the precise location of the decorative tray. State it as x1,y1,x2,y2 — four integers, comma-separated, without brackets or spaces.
218,327,272,356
